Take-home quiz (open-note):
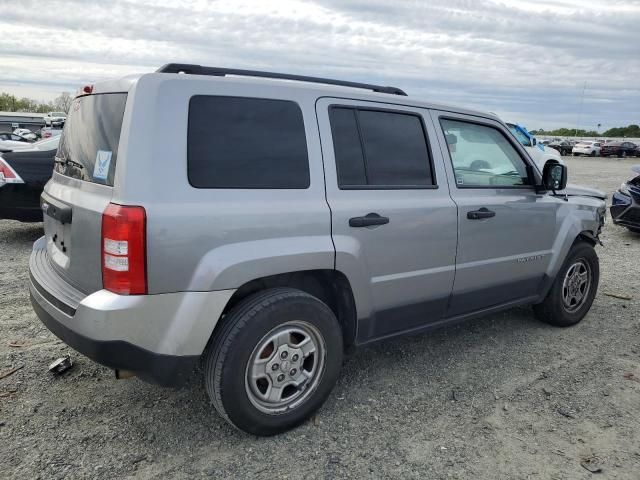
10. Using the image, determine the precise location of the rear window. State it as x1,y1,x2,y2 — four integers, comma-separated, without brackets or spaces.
329,106,435,188
54,93,127,186
188,96,310,189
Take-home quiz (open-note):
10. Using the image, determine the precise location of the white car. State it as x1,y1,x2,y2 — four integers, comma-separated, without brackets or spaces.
8,135,60,151
506,123,563,171
572,141,601,157
0,133,33,151
44,111,67,127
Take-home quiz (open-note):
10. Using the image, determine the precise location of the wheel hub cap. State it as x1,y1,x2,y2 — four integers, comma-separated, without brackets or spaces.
245,321,326,414
562,259,591,313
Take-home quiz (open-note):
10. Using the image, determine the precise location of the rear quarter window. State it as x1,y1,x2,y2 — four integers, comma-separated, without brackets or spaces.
187,96,310,189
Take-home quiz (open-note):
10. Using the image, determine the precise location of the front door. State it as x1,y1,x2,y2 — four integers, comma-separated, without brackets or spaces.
431,111,561,317
316,98,458,342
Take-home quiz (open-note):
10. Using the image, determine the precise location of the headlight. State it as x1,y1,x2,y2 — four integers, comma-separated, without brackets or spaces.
619,182,630,196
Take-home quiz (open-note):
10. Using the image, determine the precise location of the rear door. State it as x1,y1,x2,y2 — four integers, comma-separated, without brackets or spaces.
42,92,127,293
316,98,457,342
431,111,560,317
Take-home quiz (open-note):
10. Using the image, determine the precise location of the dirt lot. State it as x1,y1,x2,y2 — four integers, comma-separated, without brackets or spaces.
1,156,639,479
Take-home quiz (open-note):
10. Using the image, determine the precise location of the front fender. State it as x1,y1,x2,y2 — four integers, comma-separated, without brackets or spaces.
542,197,604,297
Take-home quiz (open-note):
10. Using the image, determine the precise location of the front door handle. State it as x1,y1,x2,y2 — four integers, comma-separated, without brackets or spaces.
349,213,390,227
467,207,495,220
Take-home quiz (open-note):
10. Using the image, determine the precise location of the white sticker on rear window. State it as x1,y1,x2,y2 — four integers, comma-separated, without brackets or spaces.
93,150,112,180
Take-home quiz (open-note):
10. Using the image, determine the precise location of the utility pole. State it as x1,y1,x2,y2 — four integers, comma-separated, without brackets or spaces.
574,81,587,140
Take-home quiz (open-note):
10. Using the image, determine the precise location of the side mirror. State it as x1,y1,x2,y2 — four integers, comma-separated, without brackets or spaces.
531,138,537,146
542,161,567,191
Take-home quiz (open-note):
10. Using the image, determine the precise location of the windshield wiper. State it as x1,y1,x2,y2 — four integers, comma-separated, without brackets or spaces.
54,157,84,170
64,159,84,170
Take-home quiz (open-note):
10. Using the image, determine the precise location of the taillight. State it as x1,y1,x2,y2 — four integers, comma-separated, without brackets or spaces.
101,203,147,295
0,157,24,187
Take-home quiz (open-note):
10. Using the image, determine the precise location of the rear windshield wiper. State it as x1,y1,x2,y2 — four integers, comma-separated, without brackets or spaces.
65,159,84,170
54,157,84,170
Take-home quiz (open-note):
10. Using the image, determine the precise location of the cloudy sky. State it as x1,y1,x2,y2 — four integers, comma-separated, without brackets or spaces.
1,0,638,130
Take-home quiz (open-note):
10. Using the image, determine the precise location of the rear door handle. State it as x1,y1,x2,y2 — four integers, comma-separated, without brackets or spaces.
467,207,495,220
349,213,389,227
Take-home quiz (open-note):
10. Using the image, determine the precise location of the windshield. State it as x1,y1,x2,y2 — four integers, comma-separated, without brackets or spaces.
54,93,127,186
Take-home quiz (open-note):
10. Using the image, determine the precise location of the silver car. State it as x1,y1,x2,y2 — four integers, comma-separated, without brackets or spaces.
30,64,606,435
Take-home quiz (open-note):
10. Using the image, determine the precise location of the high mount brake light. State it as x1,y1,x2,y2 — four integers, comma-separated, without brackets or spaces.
101,203,147,295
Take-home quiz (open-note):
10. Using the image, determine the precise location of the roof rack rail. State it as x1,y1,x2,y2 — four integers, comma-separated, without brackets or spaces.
156,63,407,96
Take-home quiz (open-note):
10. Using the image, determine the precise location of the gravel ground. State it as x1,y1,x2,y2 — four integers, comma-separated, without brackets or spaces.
1,156,639,479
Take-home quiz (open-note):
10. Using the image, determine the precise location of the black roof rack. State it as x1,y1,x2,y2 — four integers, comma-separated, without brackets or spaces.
156,63,407,96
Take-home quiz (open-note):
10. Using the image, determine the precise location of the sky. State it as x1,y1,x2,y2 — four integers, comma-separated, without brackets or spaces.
0,0,638,130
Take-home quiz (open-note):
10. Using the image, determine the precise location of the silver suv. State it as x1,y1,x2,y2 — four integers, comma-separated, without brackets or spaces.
30,64,606,435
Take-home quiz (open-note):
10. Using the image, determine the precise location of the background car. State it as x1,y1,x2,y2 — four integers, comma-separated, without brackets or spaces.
610,165,640,233
572,141,602,156
0,133,34,151
600,141,637,157
44,111,67,127
13,128,37,141
506,122,563,170
548,140,573,156
0,136,59,221
38,127,63,139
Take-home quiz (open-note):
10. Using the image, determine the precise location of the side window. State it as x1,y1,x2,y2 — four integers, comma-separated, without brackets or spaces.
188,96,310,189
329,106,434,188
440,119,530,188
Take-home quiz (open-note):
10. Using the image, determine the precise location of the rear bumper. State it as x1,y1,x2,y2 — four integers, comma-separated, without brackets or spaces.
29,236,235,387
30,294,198,387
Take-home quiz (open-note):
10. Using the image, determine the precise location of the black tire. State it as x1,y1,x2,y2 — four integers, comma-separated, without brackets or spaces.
533,241,599,327
590,151,596,157
204,288,343,436
627,227,640,234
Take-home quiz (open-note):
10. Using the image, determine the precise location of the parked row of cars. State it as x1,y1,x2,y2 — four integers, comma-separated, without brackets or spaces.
544,139,640,157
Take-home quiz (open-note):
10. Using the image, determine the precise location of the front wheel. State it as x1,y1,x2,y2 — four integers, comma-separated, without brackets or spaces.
204,288,343,436
533,241,599,327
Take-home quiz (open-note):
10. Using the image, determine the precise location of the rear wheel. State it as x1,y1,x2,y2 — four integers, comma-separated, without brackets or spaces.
204,288,343,436
533,241,599,327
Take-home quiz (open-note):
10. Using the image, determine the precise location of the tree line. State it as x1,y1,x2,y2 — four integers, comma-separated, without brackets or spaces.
0,92,73,114
530,124,640,138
